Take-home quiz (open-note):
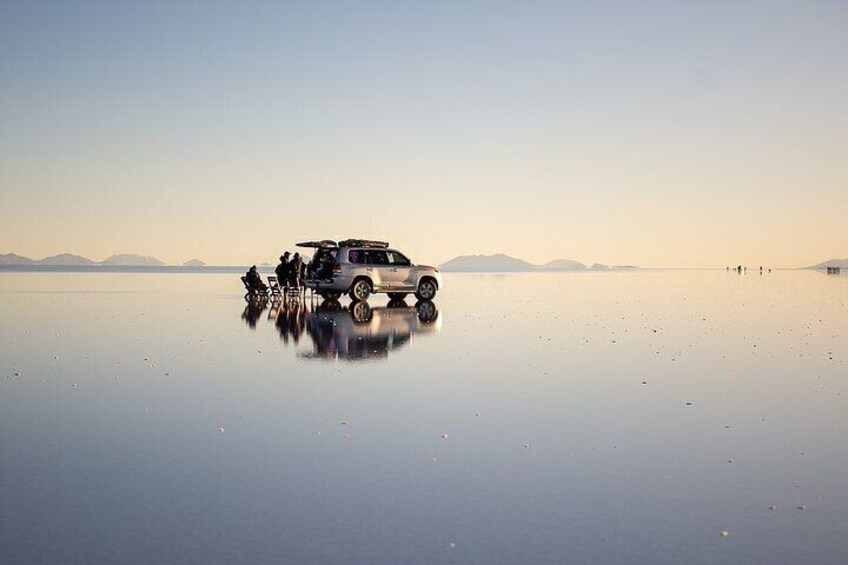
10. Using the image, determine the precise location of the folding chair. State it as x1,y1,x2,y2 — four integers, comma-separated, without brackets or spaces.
268,276,283,300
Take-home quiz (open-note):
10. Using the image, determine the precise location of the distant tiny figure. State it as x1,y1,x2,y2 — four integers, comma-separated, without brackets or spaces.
246,265,267,292
737,265,742,274
275,252,290,286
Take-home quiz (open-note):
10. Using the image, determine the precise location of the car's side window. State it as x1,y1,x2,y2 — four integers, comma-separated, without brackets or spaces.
387,251,411,266
368,250,389,265
348,250,363,264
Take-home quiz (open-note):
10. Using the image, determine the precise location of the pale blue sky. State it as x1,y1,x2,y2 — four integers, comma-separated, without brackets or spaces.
1,1,846,266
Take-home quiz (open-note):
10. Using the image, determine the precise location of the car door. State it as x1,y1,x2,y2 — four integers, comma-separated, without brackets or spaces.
365,250,391,290
385,250,415,290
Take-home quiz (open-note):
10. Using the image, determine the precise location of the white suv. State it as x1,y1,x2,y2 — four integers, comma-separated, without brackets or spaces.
298,239,442,302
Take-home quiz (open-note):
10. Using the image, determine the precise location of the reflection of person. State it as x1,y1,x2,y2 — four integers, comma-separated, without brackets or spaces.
275,301,308,344
241,297,268,329
275,253,290,286
246,265,267,291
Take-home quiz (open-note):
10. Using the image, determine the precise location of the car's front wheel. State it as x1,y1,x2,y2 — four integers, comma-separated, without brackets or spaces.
415,279,437,301
349,279,371,301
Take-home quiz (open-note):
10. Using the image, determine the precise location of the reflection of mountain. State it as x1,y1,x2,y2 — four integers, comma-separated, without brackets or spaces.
441,254,639,272
440,254,536,272
100,254,165,266
809,258,848,269
304,300,441,361
40,254,96,265
0,253,36,265
0,252,166,266
542,259,586,271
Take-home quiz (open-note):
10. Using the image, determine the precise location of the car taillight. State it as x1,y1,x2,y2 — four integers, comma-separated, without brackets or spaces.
333,264,342,273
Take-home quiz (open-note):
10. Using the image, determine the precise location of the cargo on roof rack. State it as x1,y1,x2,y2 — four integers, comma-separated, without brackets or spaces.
296,240,338,249
337,239,389,249
296,239,388,249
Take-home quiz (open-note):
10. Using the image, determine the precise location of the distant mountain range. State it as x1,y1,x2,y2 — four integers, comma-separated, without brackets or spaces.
1,253,166,266
439,254,638,272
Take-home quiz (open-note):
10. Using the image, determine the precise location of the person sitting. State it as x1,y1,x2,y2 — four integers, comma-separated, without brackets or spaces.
275,252,290,287
246,265,267,292
312,249,336,280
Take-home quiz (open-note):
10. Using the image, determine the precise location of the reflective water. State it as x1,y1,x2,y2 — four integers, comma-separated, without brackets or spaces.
1,271,846,564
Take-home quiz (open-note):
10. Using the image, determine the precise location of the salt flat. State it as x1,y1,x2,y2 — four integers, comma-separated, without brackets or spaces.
1,270,846,564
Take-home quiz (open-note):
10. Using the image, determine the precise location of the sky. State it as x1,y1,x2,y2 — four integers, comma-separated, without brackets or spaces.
1,0,846,268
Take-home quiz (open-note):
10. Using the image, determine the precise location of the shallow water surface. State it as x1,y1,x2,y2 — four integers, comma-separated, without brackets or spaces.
1,271,846,564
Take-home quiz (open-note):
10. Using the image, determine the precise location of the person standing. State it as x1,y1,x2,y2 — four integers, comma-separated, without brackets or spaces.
275,252,290,288
290,253,303,288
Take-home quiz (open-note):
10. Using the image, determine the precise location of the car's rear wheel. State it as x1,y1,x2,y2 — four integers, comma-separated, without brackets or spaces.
415,279,437,301
349,279,371,301
350,300,372,323
388,292,408,301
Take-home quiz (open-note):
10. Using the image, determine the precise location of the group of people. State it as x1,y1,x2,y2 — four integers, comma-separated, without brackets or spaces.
244,248,338,296
243,251,304,294
275,251,306,288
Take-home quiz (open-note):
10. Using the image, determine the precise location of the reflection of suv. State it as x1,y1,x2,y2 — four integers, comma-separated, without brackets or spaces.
298,239,442,302
303,299,441,361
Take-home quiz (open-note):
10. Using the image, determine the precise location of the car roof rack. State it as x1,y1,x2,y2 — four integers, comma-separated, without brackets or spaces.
337,239,389,249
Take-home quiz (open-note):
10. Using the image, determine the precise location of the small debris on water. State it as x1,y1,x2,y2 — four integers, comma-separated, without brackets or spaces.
641,380,648,385
719,530,730,538
768,505,777,511
217,426,225,433
685,401,693,406
441,433,449,439
341,421,348,426
796,505,806,511
523,443,530,449
448,542,457,549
